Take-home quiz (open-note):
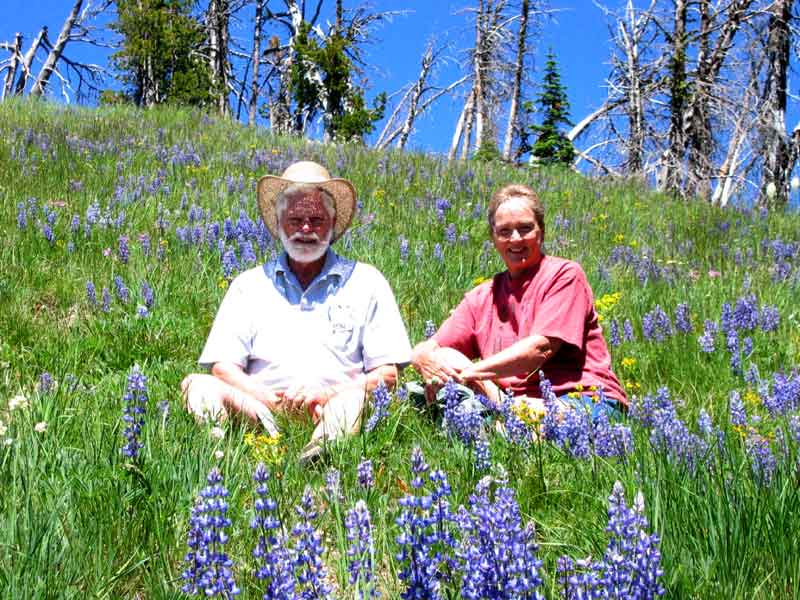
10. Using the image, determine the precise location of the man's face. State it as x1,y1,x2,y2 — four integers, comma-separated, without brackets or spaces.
279,189,335,263
491,197,543,277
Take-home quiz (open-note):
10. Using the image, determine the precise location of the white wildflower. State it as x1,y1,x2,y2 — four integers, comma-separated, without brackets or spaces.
8,395,29,411
210,426,225,440
34,421,47,433
214,450,225,460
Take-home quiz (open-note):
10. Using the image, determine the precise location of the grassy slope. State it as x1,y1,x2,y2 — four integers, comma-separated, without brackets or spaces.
1,99,799,598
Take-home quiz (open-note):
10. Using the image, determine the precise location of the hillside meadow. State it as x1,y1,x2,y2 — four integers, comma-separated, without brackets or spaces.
1,99,800,598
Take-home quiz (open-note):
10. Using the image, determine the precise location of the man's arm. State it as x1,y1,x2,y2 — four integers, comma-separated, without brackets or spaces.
459,335,562,383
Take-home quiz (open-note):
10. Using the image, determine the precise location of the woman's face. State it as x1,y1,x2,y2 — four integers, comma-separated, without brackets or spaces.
491,198,543,278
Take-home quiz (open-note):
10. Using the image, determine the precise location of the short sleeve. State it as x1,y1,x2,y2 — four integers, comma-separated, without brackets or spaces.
434,294,479,359
198,278,252,369
530,263,592,350
361,270,412,371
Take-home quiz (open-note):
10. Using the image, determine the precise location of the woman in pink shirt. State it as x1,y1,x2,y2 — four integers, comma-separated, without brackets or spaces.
411,183,626,417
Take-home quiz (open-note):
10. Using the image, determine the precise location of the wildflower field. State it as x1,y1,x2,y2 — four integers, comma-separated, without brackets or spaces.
2,99,800,599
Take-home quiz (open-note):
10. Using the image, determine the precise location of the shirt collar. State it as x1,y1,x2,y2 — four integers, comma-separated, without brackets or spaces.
266,249,354,288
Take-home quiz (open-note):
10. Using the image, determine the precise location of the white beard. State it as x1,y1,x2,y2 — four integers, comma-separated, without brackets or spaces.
279,227,332,263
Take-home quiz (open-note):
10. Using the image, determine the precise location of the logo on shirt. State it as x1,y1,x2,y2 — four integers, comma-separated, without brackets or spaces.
328,302,356,348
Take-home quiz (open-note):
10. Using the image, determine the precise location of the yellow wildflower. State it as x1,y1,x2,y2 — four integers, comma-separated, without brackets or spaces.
621,357,637,368
244,432,285,464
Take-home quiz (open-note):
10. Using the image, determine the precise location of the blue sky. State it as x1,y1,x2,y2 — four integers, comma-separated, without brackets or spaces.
1,1,618,153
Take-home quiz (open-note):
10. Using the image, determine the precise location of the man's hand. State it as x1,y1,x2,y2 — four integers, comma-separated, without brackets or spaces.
282,384,330,421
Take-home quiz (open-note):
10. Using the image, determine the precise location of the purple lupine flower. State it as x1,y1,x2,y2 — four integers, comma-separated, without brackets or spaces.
114,276,130,304
720,302,735,335
444,223,457,245
623,319,634,342
136,305,149,318
557,402,592,459
594,412,634,459
648,400,709,474
435,198,450,221
323,468,343,504
424,320,436,339
456,478,544,599
357,459,374,489
139,233,151,256
643,305,672,342
42,224,55,245
727,331,741,374
365,381,391,433
101,287,112,313
675,303,692,333
16,202,27,229
70,214,80,233
121,365,148,460
399,236,409,262
474,439,491,471
592,482,664,599
760,306,780,332
697,410,714,437
345,500,377,597
38,372,54,394
86,280,97,307
433,243,444,263
292,487,333,599
251,463,297,598
628,387,672,428
238,238,257,266
118,236,129,264
141,281,154,308
609,319,620,347
641,312,655,341
222,248,239,279
396,448,443,600
442,380,484,446
761,372,800,416
733,295,759,331
698,320,717,353
182,468,240,597
729,391,747,428
742,337,753,356
500,390,534,449
746,433,777,487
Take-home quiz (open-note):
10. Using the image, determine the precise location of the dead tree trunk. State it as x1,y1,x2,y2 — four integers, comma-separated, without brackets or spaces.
2,33,22,100
759,0,793,207
661,0,688,193
502,0,529,161
397,45,434,149
248,0,264,126
619,0,648,174
14,27,46,95
30,0,84,97
207,0,231,116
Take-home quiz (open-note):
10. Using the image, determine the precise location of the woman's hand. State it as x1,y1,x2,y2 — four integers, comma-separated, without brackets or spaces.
411,340,463,385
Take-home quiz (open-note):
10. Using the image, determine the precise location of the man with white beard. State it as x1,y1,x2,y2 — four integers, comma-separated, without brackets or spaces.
181,161,411,461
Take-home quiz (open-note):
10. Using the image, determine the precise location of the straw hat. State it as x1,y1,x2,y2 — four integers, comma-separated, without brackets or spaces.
257,161,357,242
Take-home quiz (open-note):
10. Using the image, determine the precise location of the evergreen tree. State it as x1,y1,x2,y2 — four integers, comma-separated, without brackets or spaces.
109,0,213,108
529,49,574,165
290,23,385,142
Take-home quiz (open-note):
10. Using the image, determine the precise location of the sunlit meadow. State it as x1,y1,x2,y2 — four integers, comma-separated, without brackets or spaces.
2,99,800,598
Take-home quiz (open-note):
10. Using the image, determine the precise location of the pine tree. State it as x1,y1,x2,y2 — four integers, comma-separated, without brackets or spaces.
291,23,385,142
529,49,574,165
109,0,213,108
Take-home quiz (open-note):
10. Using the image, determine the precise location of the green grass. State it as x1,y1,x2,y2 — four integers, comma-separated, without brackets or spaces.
1,98,800,598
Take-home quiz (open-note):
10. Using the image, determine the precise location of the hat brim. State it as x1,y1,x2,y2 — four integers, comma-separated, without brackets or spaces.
257,175,357,242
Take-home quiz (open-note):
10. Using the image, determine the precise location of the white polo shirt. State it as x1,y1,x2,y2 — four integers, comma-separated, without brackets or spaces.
198,250,412,389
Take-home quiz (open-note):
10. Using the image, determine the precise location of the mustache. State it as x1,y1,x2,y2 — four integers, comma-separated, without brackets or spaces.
289,232,321,243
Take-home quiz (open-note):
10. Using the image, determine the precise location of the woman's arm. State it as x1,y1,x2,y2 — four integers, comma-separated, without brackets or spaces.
459,334,562,383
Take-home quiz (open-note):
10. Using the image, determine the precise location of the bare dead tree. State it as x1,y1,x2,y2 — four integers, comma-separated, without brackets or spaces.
375,42,468,150
206,0,232,116
0,33,23,100
13,28,47,95
248,0,265,125
30,0,85,97
756,0,795,207
501,0,529,160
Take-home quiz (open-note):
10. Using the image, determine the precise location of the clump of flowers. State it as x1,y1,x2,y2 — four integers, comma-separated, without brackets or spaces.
558,482,664,599
292,487,333,599
251,463,296,597
345,500,378,597
365,381,391,432
456,476,544,599
181,468,240,597
244,432,285,464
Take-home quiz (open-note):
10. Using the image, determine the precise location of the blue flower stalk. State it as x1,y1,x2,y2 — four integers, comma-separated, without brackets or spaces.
365,381,391,432
345,500,378,598
456,478,544,599
357,459,374,490
395,447,450,600
251,463,297,598
181,468,241,597
121,364,148,460
292,487,333,600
